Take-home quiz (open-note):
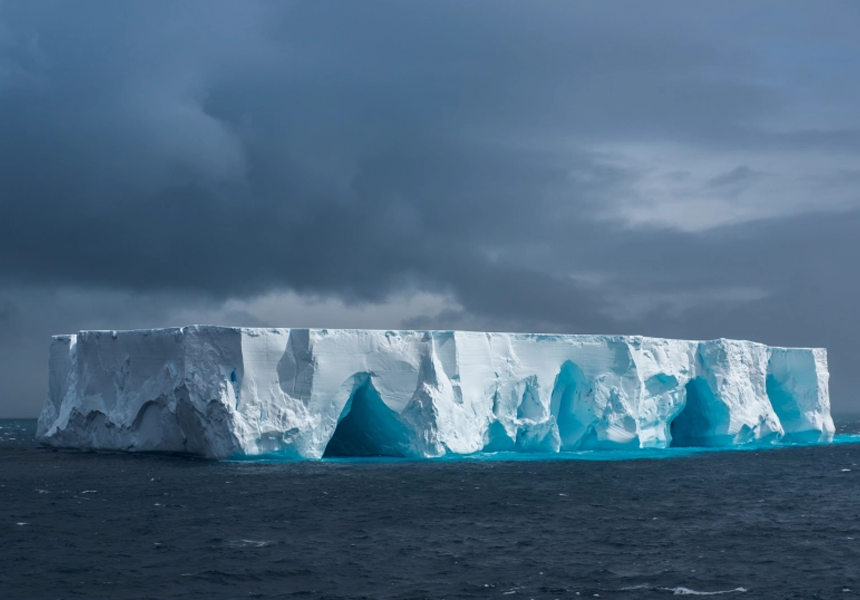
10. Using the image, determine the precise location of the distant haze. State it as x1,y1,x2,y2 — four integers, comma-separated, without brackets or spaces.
1,1,859,417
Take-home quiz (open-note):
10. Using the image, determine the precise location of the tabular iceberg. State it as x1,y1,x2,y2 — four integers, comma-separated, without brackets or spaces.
36,327,834,459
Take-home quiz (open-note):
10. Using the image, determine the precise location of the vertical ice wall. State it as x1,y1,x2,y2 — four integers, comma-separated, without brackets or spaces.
36,327,835,459
766,347,833,442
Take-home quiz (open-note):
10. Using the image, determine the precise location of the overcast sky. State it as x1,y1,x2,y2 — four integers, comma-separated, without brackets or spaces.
1,1,859,417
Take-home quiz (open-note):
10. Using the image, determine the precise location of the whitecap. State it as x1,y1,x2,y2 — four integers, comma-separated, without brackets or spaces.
229,539,272,548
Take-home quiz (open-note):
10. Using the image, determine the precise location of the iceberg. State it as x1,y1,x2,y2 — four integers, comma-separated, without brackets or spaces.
36,327,835,459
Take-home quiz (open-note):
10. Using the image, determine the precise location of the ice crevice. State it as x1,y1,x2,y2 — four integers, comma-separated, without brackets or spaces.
36,327,836,459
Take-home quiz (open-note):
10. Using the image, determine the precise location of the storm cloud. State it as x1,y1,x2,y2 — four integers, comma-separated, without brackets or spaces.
1,0,859,416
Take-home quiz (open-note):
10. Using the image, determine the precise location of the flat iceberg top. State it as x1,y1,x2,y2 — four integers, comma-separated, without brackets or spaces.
37,326,834,459
48,325,822,348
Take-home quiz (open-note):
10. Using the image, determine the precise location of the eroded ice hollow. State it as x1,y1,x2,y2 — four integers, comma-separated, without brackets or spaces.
36,327,835,459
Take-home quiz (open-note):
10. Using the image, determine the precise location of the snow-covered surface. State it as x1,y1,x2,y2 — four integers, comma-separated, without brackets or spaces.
36,327,835,459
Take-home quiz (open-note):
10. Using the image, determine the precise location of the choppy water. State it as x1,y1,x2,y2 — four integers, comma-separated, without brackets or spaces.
2,418,860,599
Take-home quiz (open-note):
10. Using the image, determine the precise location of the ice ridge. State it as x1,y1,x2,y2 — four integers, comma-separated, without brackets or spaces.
36,327,835,459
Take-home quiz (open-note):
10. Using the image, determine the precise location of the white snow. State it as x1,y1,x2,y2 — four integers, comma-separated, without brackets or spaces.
36,327,835,459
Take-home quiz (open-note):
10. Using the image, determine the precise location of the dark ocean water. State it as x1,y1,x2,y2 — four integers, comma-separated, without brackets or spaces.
2,419,860,600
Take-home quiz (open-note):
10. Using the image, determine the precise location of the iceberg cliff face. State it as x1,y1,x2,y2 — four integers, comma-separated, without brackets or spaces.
36,327,835,459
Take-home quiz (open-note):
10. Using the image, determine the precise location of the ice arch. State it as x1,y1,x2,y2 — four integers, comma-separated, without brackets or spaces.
323,376,414,458
669,378,731,447
550,361,592,450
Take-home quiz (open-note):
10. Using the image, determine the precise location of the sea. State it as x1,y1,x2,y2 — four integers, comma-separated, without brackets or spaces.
2,418,860,600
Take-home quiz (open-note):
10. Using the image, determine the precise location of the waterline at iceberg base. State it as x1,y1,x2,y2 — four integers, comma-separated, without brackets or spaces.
36,327,835,460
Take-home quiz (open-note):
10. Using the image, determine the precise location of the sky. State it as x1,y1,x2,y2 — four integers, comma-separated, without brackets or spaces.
1,0,859,417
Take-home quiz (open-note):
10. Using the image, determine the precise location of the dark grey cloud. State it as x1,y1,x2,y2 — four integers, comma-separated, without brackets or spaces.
1,0,859,416
706,166,765,189
0,299,21,338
